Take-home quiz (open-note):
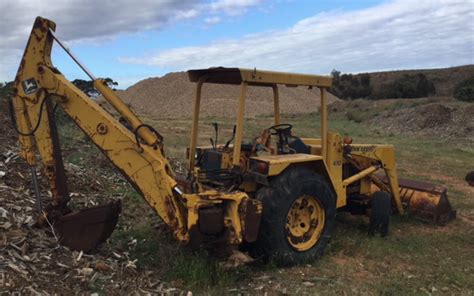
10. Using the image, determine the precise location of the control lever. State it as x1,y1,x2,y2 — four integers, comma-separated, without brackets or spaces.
212,122,218,149
225,125,237,148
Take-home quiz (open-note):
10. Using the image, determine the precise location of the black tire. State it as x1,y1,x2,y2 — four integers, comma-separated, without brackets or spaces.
368,191,391,237
251,167,336,266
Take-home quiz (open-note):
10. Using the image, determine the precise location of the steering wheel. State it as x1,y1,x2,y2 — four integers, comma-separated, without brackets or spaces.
268,123,293,135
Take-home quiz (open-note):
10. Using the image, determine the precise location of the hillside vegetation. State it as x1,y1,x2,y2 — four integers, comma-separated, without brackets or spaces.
0,81,13,99
331,65,474,100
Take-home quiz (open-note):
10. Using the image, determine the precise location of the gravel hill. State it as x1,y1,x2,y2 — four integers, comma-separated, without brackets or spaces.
111,72,340,119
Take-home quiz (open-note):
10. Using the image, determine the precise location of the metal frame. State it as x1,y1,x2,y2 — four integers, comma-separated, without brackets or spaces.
187,67,332,170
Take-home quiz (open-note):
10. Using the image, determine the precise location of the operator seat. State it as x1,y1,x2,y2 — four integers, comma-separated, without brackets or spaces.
287,136,310,154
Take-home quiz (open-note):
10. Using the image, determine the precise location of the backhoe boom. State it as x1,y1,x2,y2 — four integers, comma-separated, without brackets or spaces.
12,17,259,251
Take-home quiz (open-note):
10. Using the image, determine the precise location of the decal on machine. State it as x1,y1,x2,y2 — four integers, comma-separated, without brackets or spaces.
351,145,376,153
21,78,39,94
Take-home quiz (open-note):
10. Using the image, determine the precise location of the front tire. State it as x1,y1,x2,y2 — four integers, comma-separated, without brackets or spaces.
368,191,391,237
251,167,336,266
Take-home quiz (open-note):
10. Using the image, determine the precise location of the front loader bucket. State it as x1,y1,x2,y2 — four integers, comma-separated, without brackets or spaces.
397,178,456,224
54,200,121,252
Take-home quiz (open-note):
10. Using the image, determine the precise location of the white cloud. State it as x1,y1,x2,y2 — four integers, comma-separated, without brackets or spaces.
121,0,474,74
209,0,263,15
205,16,222,25
0,0,263,81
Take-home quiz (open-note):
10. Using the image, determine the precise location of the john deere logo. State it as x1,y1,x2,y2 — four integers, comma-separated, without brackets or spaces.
21,78,39,94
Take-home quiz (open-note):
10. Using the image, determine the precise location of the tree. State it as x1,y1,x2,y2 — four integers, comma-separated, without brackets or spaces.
0,81,13,100
454,76,474,102
72,78,118,98
378,74,435,99
330,70,372,100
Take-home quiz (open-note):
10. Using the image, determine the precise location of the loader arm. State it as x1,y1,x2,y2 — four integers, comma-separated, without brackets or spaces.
10,17,192,248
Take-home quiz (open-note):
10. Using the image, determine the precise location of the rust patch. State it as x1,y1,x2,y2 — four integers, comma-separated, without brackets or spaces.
240,198,262,243
379,175,456,224
397,177,446,196
199,206,224,235
96,123,108,135
45,98,70,205
55,200,121,252
164,196,179,230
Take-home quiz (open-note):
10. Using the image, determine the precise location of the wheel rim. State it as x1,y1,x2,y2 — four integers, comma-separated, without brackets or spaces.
285,194,325,251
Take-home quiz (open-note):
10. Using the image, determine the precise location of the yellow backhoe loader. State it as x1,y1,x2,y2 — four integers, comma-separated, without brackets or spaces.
10,17,455,265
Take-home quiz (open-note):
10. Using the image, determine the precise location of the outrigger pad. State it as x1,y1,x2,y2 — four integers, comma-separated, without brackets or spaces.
54,200,121,252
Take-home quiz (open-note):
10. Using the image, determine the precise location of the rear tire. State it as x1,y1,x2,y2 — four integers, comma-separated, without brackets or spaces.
251,167,336,266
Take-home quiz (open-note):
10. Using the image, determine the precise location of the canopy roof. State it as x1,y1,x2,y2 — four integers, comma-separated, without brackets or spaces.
187,67,332,88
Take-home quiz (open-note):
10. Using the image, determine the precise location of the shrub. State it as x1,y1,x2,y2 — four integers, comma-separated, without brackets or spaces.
454,76,474,102
346,111,363,123
331,70,372,100
0,81,13,100
378,73,435,99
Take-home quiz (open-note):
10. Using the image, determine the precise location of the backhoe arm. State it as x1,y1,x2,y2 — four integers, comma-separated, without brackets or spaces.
12,17,261,252
12,17,187,242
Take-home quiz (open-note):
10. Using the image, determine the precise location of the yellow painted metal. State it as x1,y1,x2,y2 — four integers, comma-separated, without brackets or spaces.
325,132,346,207
188,67,332,88
349,144,404,214
11,96,36,165
39,67,187,236
13,16,255,247
186,64,421,219
359,177,372,196
232,82,248,167
12,17,69,204
343,165,379,186
320,88,328,161
184,190,259,244
272,85,280,125
94,80,157,147
251,154,323,176
285,194,325,251
301,138,322,145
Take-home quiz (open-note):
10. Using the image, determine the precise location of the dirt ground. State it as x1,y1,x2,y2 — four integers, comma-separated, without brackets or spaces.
1,95,473,295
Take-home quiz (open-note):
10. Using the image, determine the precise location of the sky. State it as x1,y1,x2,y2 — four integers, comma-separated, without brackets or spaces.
0,0,473,88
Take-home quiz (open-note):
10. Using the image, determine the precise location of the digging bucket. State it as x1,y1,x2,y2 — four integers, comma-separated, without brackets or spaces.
395,178,456,224
54,200,121,252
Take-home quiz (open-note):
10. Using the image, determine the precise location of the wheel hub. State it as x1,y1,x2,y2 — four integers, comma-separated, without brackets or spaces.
285,195,325,251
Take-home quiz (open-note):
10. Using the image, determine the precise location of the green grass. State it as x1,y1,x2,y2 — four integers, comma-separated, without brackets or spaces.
53,100,474,294
109,226,252,291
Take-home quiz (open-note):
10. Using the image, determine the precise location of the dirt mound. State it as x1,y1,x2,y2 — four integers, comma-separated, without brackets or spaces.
112,71,339,118
371,102,474,139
